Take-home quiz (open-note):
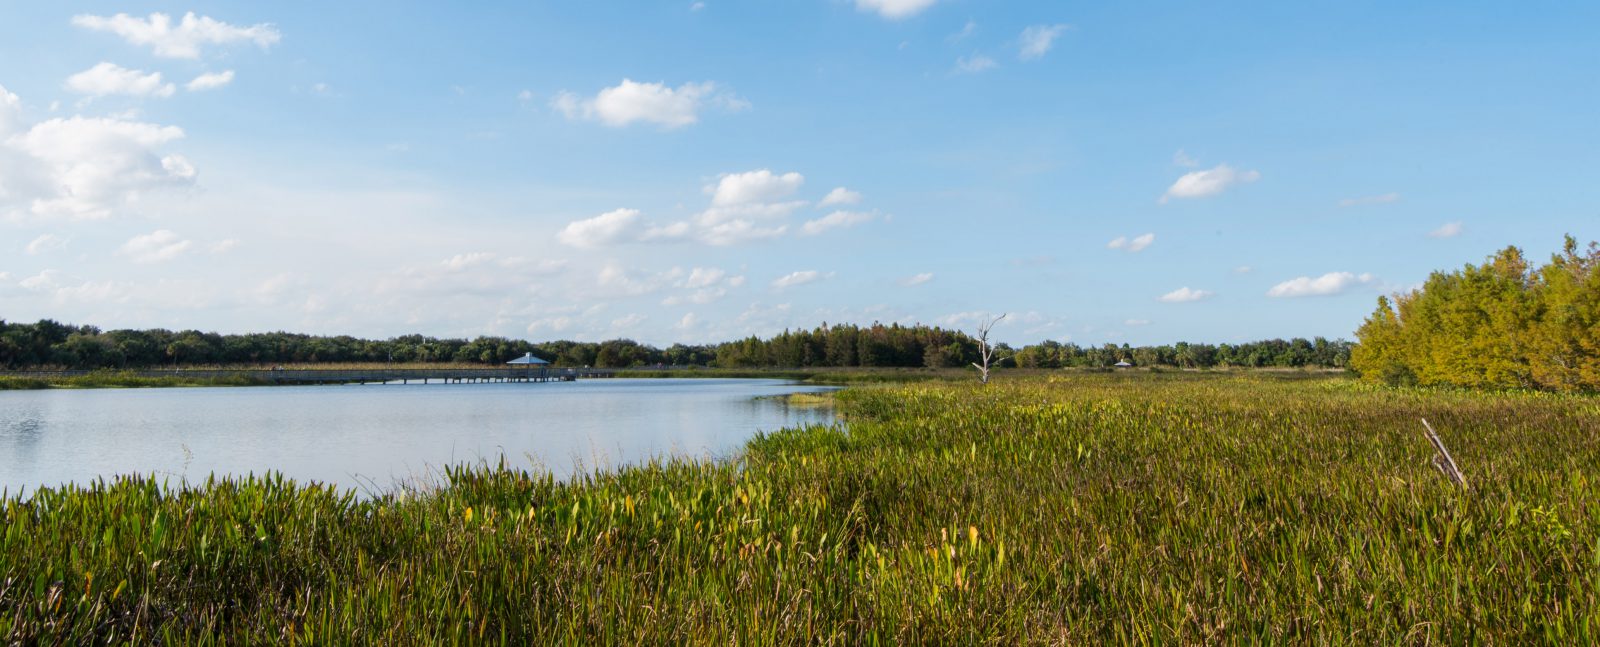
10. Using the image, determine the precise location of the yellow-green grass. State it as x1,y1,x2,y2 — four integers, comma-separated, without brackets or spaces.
2,373,1597,643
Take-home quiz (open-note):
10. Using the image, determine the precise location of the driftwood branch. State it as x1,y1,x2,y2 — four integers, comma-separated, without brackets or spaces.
1421,418,1468,489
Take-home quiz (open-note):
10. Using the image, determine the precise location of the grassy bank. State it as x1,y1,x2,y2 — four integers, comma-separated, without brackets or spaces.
0,371,273,390
3,373,1597,642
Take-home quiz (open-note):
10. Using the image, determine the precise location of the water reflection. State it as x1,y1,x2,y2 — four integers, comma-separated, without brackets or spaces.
0,379,836,495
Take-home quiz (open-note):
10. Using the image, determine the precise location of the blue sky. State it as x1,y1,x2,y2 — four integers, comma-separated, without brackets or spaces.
1,1,1595,345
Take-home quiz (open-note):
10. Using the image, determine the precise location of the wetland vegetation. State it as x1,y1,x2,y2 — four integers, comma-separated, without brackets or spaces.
4,372,1596,643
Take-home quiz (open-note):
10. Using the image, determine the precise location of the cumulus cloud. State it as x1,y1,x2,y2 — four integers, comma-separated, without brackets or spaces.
819,187,862,206
900,272,934,286
663,267,746,305
954,54,997,74
1172,149,1199,168
119,229,193,263
553,169,872,248
557,208,644,248
186,70,235,92
25,234,68,255
0,86,197,220
801,210,876,235
1265,271,1375,298
65,62,176,98
72,12,281,59
552,79,748,129
1338,192,1400,208
855,0,938,20
1160,163,1259,203
1107,232,1155,253
772,270,827,289
1018,24,1068,60
1159,287,1213,303
692,169,807,244
1429,221,1464,239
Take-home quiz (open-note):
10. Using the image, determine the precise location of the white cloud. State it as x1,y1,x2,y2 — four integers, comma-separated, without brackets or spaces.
1234,265,1253,274
119,229,192,263
186,70,235,92
558,208,646,248
661,267,745,305
1338,192,1400,207
595,264,683,298
1159,287,1213,303
1172,149,1199,168
65,63,176,98
553,169,829,248
0,89,196,220
611,313,647,329
819,186,862,206
954,54,997,74
692,169,807,244
709,169,804,207
72,12,281,59
684,267,727,289
25,234,68,255
1018,24,1068,61
772,270,827,289
552,79,748,129
378,253,567,298
1429,221,1464,239
517,89,534,102
855,0,938,20
19,270,65,292
1160,163,1260,203
209,238,239,254
900,272,933,286
690,2,707,11
1107,232,1155,253
698,219,788,246
801,210,876,235
1265,271,1375,298
0,85,20,136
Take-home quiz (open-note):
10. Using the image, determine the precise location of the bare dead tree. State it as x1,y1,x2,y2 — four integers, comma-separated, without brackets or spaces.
1421,418,1469,489
970,313,1009,385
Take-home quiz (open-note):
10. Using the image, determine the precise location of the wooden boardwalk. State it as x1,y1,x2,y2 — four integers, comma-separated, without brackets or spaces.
4,367,618,385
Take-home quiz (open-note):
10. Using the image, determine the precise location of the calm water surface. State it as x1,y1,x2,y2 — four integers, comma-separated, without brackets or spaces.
0,378,836,494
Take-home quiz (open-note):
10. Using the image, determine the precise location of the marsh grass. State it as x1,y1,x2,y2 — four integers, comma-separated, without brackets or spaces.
0,371,272,390
2,373,1597,643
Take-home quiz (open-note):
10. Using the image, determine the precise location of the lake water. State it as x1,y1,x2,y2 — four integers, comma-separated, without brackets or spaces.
0,378,837,495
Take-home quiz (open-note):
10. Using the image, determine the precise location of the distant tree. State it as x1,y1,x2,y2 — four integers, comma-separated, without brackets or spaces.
969,314,1009,385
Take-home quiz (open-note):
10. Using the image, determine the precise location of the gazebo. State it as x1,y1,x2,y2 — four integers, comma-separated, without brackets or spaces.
507,352,551,379
507,352,550,366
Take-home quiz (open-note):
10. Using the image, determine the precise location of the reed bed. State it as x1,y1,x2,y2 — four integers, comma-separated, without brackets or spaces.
2,372,1597,643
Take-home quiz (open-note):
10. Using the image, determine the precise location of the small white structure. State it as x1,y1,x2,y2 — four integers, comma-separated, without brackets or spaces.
1114,361,1133,368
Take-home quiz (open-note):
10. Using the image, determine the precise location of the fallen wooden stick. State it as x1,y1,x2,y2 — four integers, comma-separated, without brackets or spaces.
1421,418,1468,489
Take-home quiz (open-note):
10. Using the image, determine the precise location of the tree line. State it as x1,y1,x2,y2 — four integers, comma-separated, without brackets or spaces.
1352,235,1600,392
0,319,1351,371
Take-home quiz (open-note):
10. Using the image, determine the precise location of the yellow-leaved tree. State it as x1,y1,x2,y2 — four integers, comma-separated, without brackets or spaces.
1352,235,1600,392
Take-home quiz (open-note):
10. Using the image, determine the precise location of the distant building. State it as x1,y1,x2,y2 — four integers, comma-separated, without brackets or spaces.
1114,360,1133,368
507,352,550,366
